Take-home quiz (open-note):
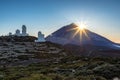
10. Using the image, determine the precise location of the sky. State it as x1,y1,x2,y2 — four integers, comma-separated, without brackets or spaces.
0,0,120,43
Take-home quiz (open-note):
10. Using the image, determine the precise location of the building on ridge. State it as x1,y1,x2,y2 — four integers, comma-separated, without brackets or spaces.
35,31,46,42
15,29,21,36
21,25,28,36
13,25,29,36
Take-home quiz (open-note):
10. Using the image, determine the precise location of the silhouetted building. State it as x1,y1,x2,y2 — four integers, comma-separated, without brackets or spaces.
35,31,45,42
9,32,12,36
13,25,29,36
15,29,21,36
22,25,28,36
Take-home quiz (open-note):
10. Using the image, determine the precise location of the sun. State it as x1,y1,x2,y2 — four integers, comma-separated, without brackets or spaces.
75,22,86,30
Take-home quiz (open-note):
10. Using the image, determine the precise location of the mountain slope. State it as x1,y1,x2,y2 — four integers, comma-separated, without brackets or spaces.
46,23,120,50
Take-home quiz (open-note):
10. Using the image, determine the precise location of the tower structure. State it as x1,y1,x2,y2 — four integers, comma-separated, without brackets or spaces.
15,29,21,36
22,25,27,36
35,31,45,42
9,32,12,36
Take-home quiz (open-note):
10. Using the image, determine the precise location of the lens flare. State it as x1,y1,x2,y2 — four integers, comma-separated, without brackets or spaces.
75,22,86,30
67,21,90,43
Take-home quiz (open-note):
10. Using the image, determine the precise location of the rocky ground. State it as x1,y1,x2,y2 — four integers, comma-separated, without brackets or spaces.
0,42,66,67
0,40,119,80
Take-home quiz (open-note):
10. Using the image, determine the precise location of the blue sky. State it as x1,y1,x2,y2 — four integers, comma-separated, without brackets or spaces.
0,0,120,43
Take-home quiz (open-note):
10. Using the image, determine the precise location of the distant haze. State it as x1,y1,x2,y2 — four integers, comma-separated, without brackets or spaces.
0,0,120,43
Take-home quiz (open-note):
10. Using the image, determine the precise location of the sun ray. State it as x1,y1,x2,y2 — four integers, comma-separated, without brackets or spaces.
72,28,80,38
82,29,90,39
80,30,83,43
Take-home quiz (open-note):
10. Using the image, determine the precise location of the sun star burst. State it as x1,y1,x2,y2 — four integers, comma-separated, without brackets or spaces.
68,22,90,43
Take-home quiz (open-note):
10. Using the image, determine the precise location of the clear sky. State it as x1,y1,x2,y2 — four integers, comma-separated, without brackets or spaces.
0,0,120,43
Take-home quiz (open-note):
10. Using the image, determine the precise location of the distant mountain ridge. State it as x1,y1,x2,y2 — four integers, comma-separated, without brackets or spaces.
46,23,120,50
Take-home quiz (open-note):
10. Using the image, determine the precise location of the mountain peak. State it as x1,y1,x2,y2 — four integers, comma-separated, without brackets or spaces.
69,23,77,26
68,23,88,31
67,23,78,29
